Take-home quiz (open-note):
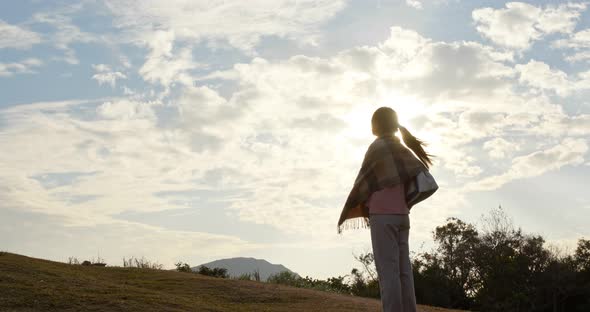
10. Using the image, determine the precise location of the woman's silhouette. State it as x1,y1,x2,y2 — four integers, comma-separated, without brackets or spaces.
338,107,433,312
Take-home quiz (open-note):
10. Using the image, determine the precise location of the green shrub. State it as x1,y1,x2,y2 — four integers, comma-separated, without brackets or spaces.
237,273,252,280
234,270,260,281
267,271,351,294
175,262,192,273
197,266,228,278
252,269,261,282
348,268,379,298
267,271,300,286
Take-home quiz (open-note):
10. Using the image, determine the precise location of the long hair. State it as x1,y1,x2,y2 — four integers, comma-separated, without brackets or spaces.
371,107,433,168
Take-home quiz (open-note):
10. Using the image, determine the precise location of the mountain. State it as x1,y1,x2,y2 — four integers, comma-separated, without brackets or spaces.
193,257,298,281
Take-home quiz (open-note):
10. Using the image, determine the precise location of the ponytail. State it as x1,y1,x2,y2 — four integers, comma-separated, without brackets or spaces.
370,106,433,168
399,126,433,169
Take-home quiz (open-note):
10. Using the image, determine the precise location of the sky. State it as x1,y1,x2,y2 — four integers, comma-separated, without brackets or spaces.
1,0,589,279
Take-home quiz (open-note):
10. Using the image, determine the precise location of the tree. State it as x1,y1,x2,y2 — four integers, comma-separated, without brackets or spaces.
413,252,454,307
348,207,589,311
175,262,192,273
574,239,590,272
472,207,557,311
349,268,380,298
433,217,479,307
348,252,380,298
353,252,377,282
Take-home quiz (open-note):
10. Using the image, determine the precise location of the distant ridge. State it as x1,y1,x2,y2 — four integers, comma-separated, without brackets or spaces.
193,257,298,281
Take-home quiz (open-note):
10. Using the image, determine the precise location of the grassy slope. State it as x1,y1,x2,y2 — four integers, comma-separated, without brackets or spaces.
0,252,463,312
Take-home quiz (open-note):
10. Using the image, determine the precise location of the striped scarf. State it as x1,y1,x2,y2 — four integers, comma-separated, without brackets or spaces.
337,135,427,233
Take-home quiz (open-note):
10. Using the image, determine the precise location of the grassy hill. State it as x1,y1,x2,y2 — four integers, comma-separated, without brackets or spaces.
0,252,464,312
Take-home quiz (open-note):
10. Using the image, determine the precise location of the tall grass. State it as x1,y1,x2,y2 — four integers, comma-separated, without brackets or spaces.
122,256,164,270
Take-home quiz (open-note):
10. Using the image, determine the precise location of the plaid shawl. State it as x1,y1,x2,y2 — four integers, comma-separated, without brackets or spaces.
337,135,427,233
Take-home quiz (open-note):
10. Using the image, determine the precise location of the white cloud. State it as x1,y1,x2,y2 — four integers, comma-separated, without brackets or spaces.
467,138,588,191
553,28,590,49
178,86,239,127
484,137,520,159
0,19,42,49
406,0,423,10
565,51,590,63
458,110,507,138
535,113,590,138
535,3,586,34
516,60,571,96
204,26,589,186
32,4,98,64
220,27,516,109
516,60,590,96
187,28,526,227
92,64,127,87
472,2,586,50
103,0,348,88
0,115,218,253
138,31,202,88
441,151,483,178
0,58,43,77
105,0,347,52
96,99,156,120
553,29,590,63
401,0,460,9
378,28,516,101
2,24,589,248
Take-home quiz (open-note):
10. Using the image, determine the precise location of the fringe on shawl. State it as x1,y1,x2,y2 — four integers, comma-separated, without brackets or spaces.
337,216,370,234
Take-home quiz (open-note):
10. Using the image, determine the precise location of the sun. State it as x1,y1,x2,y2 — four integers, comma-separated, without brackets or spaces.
339,91,444,161
380,92,426,127
341,92,427,140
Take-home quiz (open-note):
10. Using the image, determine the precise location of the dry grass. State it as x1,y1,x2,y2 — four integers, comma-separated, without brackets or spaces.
0,252,466,312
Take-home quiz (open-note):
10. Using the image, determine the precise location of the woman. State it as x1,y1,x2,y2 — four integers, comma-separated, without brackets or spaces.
337,107,433,312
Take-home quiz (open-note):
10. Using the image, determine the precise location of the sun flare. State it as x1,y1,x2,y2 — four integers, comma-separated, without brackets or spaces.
380,92,426,127
341,92,427,139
